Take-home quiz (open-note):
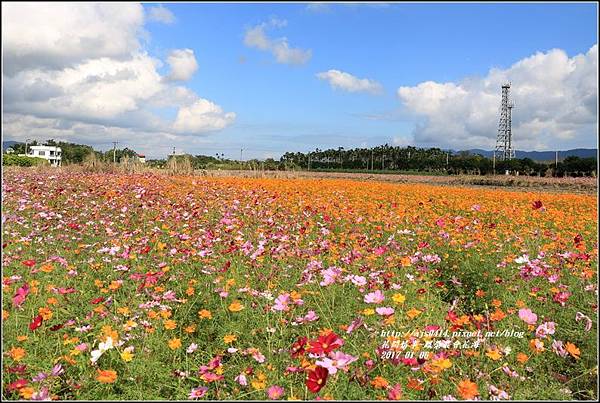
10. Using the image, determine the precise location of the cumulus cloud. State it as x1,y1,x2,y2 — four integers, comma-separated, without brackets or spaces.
244,19,312,65
166,49,199,81
2,3,235,154
173,99,236,134
147,4,175,24
317,69,383,95
397,45,598,150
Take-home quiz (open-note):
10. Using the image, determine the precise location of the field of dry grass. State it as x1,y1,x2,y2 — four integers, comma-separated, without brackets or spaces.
201,169,598,195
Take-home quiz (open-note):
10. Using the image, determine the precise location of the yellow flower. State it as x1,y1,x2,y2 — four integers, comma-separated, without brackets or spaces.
251,371,267,390
185,324,197,334
121,350,134,362
223,334,237,344
159,309,172,319
168,338,182,350
430,357,452,372
392,293,406,304
198,309,212,319
362,308,375,316
228,300,244,312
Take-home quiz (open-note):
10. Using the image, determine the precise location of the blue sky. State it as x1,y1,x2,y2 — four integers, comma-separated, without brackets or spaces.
3,2,598,159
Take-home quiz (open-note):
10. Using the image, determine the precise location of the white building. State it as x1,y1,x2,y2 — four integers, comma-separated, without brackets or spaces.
138,154,146,163
27,146,62,167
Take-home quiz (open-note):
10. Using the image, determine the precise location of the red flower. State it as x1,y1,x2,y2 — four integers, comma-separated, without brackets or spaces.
91,297,105,305
308,332,343,355
532,200,543,210
21,259,36,268
290,336,308,358
140,245,151,254
306,366,329,393
7,379,28,391
29,315,43,331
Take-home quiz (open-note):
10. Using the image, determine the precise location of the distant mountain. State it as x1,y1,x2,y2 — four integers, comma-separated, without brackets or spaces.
464,148,597,161
2,141,19,151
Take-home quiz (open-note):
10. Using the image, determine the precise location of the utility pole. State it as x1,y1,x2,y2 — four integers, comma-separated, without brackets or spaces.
112,141,119,163
493,152,496,175
371,150,374,171
382,154,385,170
25,138,31,156
308,153,311,171
555,151,558,169
240,148,243,162
446,152,449,166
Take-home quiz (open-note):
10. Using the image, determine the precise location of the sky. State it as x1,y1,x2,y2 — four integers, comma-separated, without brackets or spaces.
2,2,598,159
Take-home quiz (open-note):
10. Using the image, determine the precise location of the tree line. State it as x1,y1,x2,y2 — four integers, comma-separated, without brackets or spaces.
4,140,597,177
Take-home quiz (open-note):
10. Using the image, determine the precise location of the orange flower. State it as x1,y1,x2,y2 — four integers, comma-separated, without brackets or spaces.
565,342,580,359
184,324,197,334
168,338,182,350
486,348,502,361
516,352,529,363
9,346,26,361
457,379,479,400
370,376,389,389
96,369,118,383
38,307,53,320
223,334,237,344
490,309,506,321
475,289,486,297
163,320,177,330
406,377,424,391
228,300,244,312
406,308,422,319
400,256,412,267
198,309,212,319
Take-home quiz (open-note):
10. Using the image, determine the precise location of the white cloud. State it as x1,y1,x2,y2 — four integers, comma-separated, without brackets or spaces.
147,4,175,24
2,3,235,151
2,3,145,75
173,99,236,134
243,20,312,65
397,45,598,150
166,49,199,81
317,69,383,94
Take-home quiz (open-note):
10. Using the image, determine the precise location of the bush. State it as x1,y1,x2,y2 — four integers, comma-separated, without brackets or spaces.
2,154,49,167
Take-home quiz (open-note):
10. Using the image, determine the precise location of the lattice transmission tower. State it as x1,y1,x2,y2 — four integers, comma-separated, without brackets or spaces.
495,83,515,161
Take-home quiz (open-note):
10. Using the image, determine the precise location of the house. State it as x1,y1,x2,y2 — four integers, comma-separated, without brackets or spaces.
26,145,62,167
138,154,146,163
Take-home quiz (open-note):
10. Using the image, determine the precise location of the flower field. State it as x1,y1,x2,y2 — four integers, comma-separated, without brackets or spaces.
2,170,597,400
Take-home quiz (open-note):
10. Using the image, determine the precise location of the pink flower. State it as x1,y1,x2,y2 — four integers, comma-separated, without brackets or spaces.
553,291,571,306
364,290,384,304
315,351,358,374
535,322,556,338
575,312,592,332
235,373,248,386
552,340,568,358
375,307,394,316
188,386,208,399
320,267,341,286
272,293,290,312
267,385,285,400
388,383,403,400
518,308,537,325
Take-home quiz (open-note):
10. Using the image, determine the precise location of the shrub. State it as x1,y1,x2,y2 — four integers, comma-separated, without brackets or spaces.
2,154,49,167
